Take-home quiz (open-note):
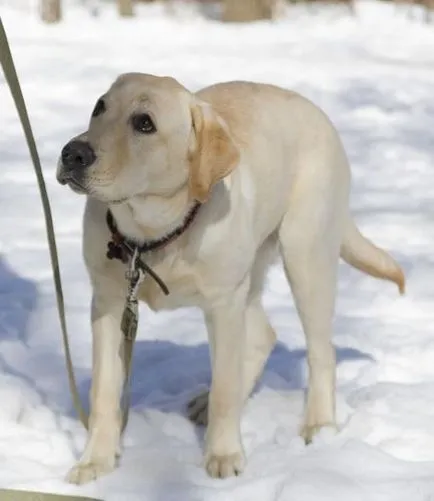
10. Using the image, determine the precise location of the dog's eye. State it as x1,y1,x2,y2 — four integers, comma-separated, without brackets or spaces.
92,99,106,118
131,113,156,134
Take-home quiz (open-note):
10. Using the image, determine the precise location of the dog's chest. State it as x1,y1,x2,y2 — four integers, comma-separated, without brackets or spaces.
136,256,202,311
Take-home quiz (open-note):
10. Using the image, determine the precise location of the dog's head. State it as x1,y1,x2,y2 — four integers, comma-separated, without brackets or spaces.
57,73,239,204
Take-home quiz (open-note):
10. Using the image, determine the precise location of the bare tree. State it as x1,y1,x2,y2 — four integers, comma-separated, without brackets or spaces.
223,0,276,22
40,0,62,23
118,0,135,16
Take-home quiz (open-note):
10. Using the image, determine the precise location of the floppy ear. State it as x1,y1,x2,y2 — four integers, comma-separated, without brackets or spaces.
188,101,240,203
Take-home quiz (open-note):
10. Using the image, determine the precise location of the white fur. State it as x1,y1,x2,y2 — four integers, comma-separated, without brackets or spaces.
57,76,405,484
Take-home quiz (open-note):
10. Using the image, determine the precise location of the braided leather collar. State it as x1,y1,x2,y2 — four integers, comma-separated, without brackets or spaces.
105,202,201,295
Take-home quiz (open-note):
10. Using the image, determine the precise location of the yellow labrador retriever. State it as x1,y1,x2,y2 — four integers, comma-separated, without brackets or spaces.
56,73,405,484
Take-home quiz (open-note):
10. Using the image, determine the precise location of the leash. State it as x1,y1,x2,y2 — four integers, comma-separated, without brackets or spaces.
0,16,131,500
0,17,89,429
0,490,99,501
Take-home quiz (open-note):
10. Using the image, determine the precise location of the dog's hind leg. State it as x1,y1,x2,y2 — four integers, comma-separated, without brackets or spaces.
279,220,341,442
277,159,347,443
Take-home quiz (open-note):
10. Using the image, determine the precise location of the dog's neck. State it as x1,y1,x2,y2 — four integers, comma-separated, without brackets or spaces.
109,188,195,244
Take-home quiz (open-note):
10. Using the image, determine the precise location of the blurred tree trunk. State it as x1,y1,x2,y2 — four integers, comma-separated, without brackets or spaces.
118,0,135,16
223,0,274,21
40,0,62,23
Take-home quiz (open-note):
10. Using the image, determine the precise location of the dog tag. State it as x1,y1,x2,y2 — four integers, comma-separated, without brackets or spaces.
121,299,138,341
121,247,144,341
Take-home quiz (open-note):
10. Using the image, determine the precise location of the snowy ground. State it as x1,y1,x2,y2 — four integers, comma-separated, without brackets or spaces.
1,0,434,499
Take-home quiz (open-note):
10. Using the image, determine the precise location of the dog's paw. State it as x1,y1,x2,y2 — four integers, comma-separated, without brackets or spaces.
301,422,337,444
187,391,209,426
66,458,116,485
205,451,245,478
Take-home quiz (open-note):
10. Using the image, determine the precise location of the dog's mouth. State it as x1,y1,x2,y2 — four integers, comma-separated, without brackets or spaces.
57,165,131,204
57,172,88,195
67,178,88,194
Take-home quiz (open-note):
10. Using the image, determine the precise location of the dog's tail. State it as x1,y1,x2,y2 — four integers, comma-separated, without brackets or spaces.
340,216,405,294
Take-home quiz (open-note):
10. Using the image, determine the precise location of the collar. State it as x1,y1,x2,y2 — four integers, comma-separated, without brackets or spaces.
105,202,201,295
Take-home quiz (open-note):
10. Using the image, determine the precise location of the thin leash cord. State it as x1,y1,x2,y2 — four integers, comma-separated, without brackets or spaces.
0,17,90,430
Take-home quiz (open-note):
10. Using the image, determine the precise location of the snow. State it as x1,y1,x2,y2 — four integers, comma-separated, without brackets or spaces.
1,0,434,499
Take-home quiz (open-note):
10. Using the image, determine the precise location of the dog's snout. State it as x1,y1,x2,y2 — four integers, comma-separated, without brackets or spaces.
61,140,96,170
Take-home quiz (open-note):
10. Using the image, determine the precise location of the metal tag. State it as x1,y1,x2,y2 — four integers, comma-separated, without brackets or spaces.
121,247,145,341
121,299,138,341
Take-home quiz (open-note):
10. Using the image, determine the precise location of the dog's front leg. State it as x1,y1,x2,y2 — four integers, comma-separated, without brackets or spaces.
204,281,248,478
67,292,125,485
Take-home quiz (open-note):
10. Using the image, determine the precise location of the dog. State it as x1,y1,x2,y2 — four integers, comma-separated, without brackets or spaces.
56,73,405,484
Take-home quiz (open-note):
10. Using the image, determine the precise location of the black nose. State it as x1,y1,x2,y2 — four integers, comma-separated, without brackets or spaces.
61,140,96,170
